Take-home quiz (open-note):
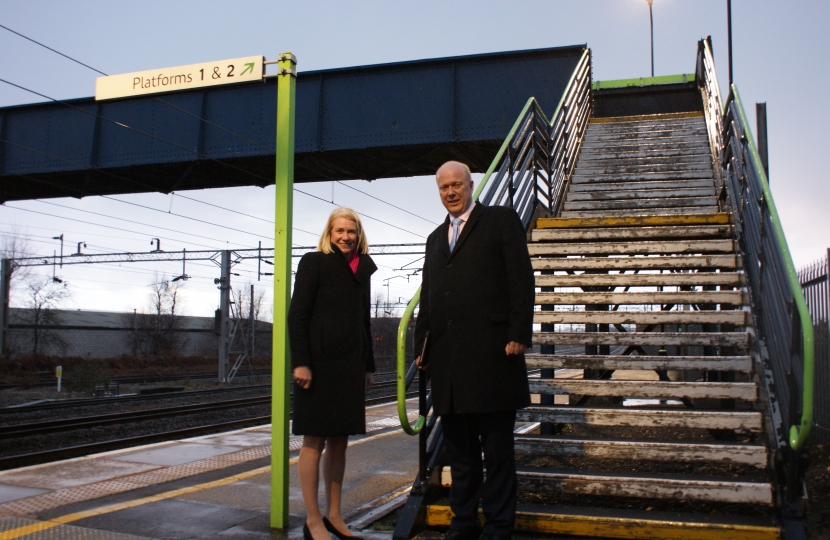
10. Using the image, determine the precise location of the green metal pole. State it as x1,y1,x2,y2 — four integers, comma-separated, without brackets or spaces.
271,52,296,529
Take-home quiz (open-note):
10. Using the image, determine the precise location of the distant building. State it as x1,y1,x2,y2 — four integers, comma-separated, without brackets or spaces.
6,309,406,366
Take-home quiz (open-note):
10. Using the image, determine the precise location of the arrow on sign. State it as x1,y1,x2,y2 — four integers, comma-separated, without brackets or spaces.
240,63,255,76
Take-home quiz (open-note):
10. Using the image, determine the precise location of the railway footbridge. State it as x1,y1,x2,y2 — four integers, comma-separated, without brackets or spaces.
394,38,814,540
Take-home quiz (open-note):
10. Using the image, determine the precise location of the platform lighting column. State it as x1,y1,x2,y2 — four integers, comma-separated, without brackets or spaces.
271,52,297,530
647,0,654,77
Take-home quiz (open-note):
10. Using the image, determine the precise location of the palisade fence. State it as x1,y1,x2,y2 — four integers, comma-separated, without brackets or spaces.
798,250,830,442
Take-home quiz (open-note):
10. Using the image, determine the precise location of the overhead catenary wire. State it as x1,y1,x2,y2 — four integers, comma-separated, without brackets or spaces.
0,77,429,240
0,29,426,303
0,24,436,229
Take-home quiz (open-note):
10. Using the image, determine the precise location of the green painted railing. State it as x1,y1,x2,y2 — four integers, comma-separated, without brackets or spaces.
729,86,814,451
396,49,590,435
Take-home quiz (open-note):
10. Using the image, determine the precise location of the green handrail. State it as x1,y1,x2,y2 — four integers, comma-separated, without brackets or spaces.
730,85,814,451
395,50,589,435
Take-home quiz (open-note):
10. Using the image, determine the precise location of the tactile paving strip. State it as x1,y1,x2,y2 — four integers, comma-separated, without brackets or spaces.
0,516,153,539
0,406,419,518
0,445,271,517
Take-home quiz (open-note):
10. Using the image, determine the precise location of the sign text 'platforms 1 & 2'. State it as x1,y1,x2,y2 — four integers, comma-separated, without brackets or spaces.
95,56,264,101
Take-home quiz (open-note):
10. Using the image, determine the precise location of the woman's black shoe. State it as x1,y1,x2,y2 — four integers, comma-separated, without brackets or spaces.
323,516,362,540
303,523,314,540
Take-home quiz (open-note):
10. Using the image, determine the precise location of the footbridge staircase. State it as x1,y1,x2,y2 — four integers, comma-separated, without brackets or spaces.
394,39,814,540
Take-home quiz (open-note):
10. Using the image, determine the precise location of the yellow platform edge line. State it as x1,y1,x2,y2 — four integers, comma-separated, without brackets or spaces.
426,506,780,540
0,428,404,540
589,111,704,124
536,213,732,229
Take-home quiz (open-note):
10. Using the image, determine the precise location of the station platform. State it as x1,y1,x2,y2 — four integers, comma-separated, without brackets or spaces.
0,400,420,540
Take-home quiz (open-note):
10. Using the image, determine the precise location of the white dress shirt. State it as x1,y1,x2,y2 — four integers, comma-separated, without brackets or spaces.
447,202,476,245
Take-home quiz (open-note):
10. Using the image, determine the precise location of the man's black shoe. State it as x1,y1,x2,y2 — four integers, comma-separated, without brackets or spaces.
479,534,510,540
442,527,481,540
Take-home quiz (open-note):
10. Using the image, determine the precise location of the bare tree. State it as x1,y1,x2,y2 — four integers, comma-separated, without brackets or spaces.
372,291,385,318
123,276,187,357
14,276,71,355
1,226,36,298
233,284,269,357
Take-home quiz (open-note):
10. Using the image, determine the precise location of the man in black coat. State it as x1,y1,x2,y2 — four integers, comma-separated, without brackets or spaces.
415,161,535,540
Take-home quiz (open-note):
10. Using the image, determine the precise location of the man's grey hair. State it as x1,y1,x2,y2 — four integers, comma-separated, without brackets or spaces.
436,161,472,182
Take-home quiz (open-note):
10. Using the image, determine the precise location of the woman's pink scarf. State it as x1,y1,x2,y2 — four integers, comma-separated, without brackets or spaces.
348,250,360,273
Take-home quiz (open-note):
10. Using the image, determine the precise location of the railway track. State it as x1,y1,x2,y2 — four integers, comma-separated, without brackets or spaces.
1,370,403,414
0,390,416,470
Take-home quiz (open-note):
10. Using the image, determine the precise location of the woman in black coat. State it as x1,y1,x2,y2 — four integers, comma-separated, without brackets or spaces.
288,207,377,540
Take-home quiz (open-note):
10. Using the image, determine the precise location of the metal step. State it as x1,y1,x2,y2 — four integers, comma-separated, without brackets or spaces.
532,255,738,271
566,188,716,202
536,290,746,306
569,178,715,192
564,197,719,211
528,239,734,256
533,332,749,347
528,379,757,401
560,207,722,218
534,310,747,326
535,272,741,287
516,470,773,504
536,213,730,229
517,406,763,431
514,436,768,467
425,504,781,540
525,354,753,372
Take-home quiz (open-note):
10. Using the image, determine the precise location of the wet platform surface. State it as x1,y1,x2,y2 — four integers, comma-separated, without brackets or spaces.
0,400,420,539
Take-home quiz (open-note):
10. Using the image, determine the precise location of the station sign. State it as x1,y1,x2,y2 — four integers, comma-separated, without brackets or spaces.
95,55,264,101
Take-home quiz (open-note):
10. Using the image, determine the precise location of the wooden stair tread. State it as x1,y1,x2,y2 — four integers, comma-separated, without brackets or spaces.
516,470,773,504
536,213,730,228
534,310,747,326
532,255,738,271
566,188,717,201
525,354,753,372
532,225,730,241
561,207,721,218
528,379,757,401
424,504,781,540
563,197,719,211
513,436,768,467
517,406,763,431
528,239,734,256
533,332,749,347
536,290,746,305
535,272,740,287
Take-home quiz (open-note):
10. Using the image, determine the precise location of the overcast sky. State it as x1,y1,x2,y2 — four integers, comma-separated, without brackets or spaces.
1,0,828,318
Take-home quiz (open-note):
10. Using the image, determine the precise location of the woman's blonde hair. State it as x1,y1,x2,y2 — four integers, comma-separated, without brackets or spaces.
317,207,369,255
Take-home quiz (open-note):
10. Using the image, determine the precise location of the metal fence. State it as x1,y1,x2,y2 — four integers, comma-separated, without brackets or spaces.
798,250,830,442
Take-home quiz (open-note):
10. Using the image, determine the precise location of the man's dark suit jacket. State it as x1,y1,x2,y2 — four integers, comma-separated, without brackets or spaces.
414,204,535,416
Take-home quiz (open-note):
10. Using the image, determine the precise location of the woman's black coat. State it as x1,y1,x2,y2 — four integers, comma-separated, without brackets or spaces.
288,249,377,436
